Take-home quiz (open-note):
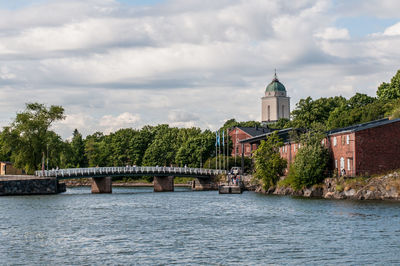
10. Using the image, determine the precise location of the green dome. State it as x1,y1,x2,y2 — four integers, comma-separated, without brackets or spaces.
266,77,286,92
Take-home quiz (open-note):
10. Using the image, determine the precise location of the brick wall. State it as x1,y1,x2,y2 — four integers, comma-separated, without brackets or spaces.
328,133,356,176
279,142,298,165
355,122,400,175
229,129,253,157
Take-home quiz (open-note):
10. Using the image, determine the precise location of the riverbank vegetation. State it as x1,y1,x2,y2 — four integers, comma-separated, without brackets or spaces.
280,128,329,190
253,132,286,190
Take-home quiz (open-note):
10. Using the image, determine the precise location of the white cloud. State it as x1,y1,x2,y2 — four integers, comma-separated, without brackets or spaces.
383,22,400,36
315,27,350,40
99,112,141,134
0,0,399,139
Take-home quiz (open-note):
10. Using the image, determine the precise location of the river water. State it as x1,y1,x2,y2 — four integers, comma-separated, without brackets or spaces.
1,187,400,265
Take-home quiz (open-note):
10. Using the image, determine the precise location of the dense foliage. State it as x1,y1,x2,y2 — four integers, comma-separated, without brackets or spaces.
284,129,329,190
0,107,229,173
377,70,400,100
253,132,287,190
0,103,65,174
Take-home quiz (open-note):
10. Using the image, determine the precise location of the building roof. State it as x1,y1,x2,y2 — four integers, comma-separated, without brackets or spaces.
266,72,286,92
327,118,400,136
240,128,304,144
234,126,272,137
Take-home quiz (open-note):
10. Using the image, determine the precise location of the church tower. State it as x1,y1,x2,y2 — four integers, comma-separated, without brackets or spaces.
261,71,290,123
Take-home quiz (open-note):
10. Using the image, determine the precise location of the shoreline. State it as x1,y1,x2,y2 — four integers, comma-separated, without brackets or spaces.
250,171,400,201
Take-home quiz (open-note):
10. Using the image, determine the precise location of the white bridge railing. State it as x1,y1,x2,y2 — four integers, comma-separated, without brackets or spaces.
35,166,226,179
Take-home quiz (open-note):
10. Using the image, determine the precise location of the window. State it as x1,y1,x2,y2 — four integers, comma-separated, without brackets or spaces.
268,105,270,121
298,143,301,148
341,136,345,145
335,160,338,169
340,157,345,169
346,135,350,145
293,144,296,152
347,158,351,171
282,105,285,118
246,146,250,152
333,137,337,146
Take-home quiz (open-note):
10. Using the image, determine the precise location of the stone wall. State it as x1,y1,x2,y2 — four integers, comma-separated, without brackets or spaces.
0,178,66,196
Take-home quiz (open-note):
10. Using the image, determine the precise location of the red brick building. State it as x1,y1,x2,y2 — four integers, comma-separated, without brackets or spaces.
326,118,400,176
239,118,400,177
229,127,271,157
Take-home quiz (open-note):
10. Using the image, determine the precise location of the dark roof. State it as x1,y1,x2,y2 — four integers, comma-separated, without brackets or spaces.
327,118,400,136
240,128,304,144
236,126,272,137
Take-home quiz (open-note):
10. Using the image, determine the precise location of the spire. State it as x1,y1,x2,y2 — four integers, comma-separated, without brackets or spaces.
273,69,278,81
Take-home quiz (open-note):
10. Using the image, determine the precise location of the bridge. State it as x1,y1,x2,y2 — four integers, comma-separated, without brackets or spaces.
35,166,226,193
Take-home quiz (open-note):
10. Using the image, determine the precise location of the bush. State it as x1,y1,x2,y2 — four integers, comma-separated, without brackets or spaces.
253,132,287,190
287,129,329,190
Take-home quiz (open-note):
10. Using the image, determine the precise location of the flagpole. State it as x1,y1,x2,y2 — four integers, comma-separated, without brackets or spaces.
215,131,217,170
219,131,221,171
227,129,229,171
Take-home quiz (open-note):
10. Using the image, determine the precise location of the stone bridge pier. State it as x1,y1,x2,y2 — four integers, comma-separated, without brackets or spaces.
192,177,218,191
91,177,112,193
153,176,174,192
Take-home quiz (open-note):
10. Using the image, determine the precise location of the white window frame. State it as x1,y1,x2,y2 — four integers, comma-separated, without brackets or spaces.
340,157,345,169
335,160,338,169
346,135,350,145
347,158,351,171
333,137,337,146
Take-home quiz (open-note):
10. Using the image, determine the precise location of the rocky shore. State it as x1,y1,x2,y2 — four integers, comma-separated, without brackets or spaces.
250,171,400,200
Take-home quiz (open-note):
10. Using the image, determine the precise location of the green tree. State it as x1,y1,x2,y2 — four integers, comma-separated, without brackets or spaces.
0,103,65,174
85,132,109,167
287,129,329,190
70,129,86,167
142,125,179,166
253,132,287,190
377,70,400,100
291,96,346,129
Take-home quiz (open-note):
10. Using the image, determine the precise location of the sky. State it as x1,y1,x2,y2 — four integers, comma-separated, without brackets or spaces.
0,0,400,139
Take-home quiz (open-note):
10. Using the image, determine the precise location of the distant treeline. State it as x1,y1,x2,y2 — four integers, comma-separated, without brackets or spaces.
1,70,399,174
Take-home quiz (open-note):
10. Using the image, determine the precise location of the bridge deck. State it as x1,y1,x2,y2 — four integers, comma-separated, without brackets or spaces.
35,166,226,180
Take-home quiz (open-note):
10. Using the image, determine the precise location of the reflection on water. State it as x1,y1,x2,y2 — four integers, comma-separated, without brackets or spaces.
1,187,400,265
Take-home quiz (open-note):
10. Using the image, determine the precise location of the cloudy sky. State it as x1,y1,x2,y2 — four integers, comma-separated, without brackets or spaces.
0,0,400,138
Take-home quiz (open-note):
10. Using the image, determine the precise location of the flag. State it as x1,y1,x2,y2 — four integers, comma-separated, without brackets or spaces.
222,130,225,146
215,130,218,147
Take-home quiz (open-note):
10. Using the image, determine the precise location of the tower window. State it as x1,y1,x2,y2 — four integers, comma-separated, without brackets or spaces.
282,105,284,118
268,105,270,121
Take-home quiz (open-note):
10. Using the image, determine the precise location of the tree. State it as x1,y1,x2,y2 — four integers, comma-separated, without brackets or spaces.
70,129,86,167
287,128,329,190
291,96,346,129
142,125,180,166
0,103,65,174
377,70,400,100
253,132,287,190
85,132,109,167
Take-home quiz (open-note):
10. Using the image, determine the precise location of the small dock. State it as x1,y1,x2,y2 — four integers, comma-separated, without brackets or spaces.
219,184,243,194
